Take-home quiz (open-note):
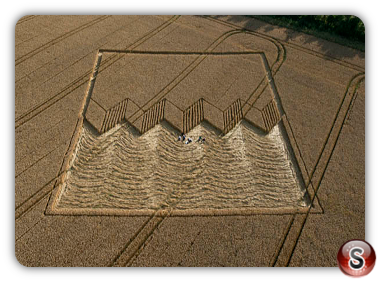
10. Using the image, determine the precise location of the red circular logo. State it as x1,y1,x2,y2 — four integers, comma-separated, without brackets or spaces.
337,239,376,277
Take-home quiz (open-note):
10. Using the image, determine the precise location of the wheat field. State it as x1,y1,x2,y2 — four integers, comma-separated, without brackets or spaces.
56,120,307,212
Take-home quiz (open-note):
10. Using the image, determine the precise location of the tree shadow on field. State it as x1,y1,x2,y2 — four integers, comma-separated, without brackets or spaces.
209,15,365,62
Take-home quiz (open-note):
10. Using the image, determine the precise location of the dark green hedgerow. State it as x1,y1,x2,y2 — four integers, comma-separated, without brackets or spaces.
251,15,365,51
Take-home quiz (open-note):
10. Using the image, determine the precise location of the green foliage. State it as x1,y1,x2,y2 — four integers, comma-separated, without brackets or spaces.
267,15,364,43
